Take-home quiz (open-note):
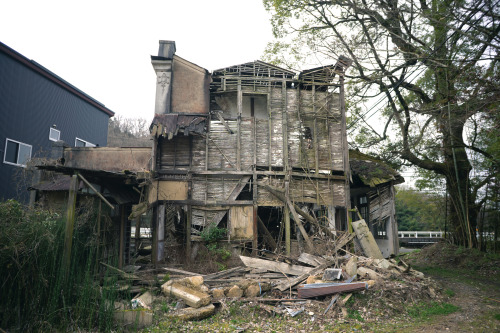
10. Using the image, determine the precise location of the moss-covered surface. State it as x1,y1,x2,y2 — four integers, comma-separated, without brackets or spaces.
349,150,403,187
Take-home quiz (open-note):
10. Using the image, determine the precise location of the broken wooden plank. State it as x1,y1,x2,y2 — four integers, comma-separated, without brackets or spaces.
275,261,332,291
334,232,356,252
323,294,340,314
239,255,313,276
298,282,367,298
163,267,201,276
77,173,114,210
258,215,278,250
203,266,246,280
351,219,384,259
215,111,234,134
298,253,327,267
100,262,139,280
263,185,335,238
263,185,314,252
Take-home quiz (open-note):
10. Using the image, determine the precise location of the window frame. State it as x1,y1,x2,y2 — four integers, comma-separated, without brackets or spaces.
49,128,61,142
75,137,96,147
3,138,32,167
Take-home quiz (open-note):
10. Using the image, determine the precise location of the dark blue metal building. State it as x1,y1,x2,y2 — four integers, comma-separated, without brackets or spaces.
0,41,114,202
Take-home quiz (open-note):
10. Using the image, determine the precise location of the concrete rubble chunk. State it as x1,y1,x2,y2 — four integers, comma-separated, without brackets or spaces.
245,284,262,297
323,268,342,281
114,309,153,328
226,285,243,298
131,291,153,310
166,304,215,321
357,266,383,281
212,288,225,299
162,282,211,308
345,256,358,277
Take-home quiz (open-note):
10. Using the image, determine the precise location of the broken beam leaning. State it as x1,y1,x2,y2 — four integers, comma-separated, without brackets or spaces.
239,255,313,276
298,282,367,298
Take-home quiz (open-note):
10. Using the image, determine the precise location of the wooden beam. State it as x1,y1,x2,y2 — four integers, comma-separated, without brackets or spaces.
351,219,383,259
215,111,233,134
237,80,242,171
77,173,114,210
239,255,313,276
264,185,335,239
63,174,78,275
284,182,291,255
263,185,315,253
156,169,345,180
187,205,192,263
119,205,125,268
257,215,277,250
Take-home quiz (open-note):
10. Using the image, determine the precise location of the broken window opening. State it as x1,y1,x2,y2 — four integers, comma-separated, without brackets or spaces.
236,183,253,201
373,217,389,240
303,127,313,149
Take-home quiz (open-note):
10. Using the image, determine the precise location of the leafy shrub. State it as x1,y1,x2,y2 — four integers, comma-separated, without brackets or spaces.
200,223,227,243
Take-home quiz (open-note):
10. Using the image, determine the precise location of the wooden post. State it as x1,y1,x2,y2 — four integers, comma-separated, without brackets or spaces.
339,73,351,223
63,174,78,274
157,204,165,263
135,216,141,256
237,80,242,171
186,205,192,263
119,205,125,268
285,181,291,255
268,82,272,171
96,199,102,271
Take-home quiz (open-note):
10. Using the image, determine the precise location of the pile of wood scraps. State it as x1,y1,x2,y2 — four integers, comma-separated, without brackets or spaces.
103,224,439,326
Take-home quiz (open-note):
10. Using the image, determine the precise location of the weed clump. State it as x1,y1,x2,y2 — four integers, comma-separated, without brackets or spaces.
0,199,118,332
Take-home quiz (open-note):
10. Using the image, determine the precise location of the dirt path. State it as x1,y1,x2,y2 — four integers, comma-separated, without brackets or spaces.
410,274,500,332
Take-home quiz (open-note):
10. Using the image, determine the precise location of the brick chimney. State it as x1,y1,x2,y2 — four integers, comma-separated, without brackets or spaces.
152,40,176,114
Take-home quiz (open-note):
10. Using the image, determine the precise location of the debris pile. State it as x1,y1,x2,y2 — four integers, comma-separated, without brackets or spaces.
104,228,442,327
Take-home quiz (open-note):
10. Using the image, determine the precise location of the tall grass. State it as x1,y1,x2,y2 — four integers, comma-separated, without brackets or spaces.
0,199,119,332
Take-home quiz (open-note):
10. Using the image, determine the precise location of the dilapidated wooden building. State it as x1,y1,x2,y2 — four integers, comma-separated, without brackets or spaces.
148,41,353,262
34,41,403,268
349,150,404,257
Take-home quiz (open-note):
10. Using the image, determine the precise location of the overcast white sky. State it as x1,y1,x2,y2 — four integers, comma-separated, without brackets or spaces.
0,0,274,122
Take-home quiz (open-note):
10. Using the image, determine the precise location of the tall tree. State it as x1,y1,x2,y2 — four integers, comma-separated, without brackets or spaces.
264,0,500,247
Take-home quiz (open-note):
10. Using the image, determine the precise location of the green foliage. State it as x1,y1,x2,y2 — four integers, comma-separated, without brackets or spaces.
200,223,227,243
0,199,118,331
407,302,459,319
396,187,445,231
263,0,500,249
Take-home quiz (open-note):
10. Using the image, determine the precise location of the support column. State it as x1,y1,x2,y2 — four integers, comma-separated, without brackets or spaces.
63,174,78,274
285,180,291,255
157,204,165,263
186,205,192,263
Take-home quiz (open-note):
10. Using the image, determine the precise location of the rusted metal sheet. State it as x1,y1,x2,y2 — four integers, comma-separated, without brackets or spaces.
63,147,151,173
298,282,367,298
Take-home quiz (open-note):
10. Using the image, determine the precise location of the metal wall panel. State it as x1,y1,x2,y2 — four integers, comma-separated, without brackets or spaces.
0,51,111,201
